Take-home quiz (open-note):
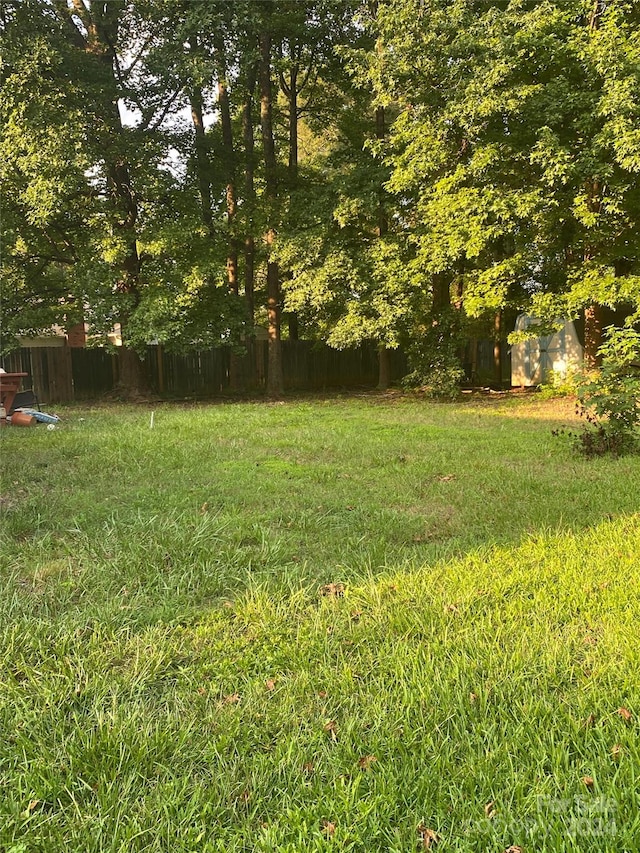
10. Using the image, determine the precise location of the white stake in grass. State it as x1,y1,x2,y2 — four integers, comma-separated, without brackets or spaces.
150,411,155,429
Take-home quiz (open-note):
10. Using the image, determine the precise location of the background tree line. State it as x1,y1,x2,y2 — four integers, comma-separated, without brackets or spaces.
2,0,639,396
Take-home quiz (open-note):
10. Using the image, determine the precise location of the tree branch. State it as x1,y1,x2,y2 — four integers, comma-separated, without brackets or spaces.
297,49,316,95
51,0,87,48
139,87,184,132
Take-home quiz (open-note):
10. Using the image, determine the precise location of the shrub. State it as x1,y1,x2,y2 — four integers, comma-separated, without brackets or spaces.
402,309,465,400
539,366,581,399
564,327,640,456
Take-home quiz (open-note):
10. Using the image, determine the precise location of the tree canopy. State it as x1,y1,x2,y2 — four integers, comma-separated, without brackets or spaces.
2,0,639,390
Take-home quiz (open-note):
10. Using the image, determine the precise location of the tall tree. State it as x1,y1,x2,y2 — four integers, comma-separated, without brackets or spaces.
275,1,418,382
2,0,248,377
52,0,147,391
259,1,284,397
368,0,640,374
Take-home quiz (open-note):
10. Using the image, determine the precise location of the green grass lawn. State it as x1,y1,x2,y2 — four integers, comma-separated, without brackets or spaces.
1,393,640,852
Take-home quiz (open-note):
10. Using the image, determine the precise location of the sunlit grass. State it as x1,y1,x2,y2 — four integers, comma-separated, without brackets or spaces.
1,394,639,851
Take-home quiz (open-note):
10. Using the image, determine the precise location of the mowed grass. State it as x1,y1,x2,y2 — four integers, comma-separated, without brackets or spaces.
1,393,640,852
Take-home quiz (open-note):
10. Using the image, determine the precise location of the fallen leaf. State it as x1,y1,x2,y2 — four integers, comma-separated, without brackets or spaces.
302,762,314,774
484,801,496,819
197,687,207,696
417,825,440,848
611,743,623,760
323,720,338,740
321,819,336,836
444,603,459,613
582,776,594,789
357,755,377,769
265,679,276,692
617,707,632,723
504,847,523,853
469,692,478,704
320,582,345,598
583,713,596,728
318,690,328,699
223,693,241,705
350,610,362,622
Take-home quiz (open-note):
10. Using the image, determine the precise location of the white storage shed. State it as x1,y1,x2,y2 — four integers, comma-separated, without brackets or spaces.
511,314,583,387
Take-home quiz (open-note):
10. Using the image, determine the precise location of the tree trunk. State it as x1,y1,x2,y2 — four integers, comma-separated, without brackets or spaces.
267,247,284,397
117,346,145,398
584,303,604,368
583,8,605,370
589,0,606,31
469,337,479,386
187,41,214,236
283,54,300,341
493,310,503,388
215,34,242,391
432,272,450,313
288,62,299,181
375,104,390,389
259,23,284,397
242,63,258,388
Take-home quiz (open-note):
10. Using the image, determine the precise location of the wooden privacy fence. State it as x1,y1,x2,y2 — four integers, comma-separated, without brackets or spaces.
4,342,408,404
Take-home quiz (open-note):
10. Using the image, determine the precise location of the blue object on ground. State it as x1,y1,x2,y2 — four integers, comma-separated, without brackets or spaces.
16,408,60,424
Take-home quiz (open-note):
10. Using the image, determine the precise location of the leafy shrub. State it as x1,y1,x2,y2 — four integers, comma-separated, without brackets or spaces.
556,327,640,456
402,309,465,400
402,362,465,400
577,328,640,432
539,366,581,399
552,417,637,458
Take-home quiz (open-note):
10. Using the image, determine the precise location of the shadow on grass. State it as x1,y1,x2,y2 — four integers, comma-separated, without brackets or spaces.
1,395,639,630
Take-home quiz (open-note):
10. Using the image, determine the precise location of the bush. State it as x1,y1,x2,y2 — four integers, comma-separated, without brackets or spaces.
539,366,581,399
402,362,465,400
402,309,465,400
567,327,640,456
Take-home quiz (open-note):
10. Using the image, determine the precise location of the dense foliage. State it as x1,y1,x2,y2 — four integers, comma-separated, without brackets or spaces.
1,0,639,395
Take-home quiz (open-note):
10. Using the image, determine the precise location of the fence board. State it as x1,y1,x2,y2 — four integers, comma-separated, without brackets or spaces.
46,347,74,402
71,348,116,398
5,341,411,402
